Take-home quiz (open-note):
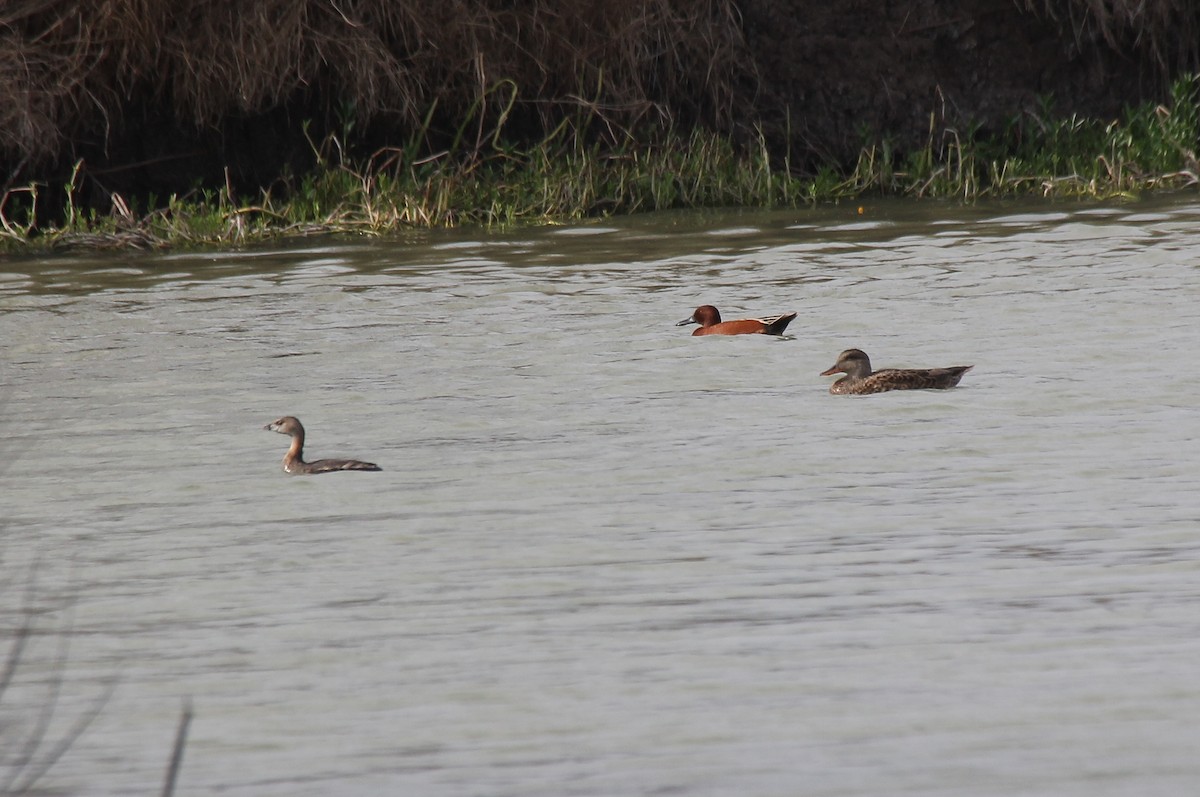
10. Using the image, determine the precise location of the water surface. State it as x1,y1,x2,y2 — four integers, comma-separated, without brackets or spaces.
3,197,1200,796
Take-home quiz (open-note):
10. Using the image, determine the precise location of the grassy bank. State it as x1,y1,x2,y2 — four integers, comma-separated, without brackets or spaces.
1,76,1197,251
852,75,1200,200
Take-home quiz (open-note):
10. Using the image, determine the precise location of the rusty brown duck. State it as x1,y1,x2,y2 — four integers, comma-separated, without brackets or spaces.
820,348,973,395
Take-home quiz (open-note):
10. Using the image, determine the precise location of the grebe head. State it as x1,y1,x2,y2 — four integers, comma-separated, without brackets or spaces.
265,416,305,436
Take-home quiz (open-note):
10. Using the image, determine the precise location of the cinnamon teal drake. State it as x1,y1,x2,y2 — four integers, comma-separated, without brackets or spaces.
820,349,973,395
677,305,797,336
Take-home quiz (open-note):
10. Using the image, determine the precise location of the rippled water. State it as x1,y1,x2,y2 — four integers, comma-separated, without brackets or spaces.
3,197,1200,796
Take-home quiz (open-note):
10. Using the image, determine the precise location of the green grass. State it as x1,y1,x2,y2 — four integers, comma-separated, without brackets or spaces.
2,76,1198,251
851,75,1200,199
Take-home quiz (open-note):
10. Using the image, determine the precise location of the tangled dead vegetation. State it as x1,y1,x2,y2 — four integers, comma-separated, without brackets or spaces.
0,0,756,173
1019,0,1200,76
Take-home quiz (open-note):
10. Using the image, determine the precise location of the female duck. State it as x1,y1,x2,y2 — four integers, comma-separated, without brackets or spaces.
677,305,796,336
821,349,973,395
265,416,381,474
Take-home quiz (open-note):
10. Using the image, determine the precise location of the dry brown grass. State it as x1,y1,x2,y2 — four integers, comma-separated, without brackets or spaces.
0,0,756,176
1019,0,1200,76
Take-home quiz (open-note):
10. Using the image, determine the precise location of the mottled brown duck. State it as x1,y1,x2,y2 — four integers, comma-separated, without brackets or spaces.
820,349,973,395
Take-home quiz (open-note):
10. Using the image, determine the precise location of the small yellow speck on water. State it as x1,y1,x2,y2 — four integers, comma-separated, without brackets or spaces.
857,206,865,215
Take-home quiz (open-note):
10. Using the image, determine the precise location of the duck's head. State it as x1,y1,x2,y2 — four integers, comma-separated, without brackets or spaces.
821,348,872,377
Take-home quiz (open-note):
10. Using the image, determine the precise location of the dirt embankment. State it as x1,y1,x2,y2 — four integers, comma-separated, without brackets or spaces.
1,0,1196,213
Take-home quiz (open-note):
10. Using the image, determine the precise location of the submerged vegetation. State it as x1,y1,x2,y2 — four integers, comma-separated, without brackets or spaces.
0,557,192,795
0,564,113,796
0,0,1198,250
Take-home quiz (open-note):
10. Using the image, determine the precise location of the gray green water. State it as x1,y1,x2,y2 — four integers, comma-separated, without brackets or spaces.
3,196,1200,796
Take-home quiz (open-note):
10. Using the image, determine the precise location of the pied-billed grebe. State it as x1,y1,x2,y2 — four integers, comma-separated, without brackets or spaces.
264,416,381,474
820,348,973,395
677,305,797,336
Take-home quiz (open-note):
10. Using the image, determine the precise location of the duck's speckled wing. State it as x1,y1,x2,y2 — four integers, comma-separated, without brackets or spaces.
306,458,382,473
834,365,973,394
867,366,973,393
